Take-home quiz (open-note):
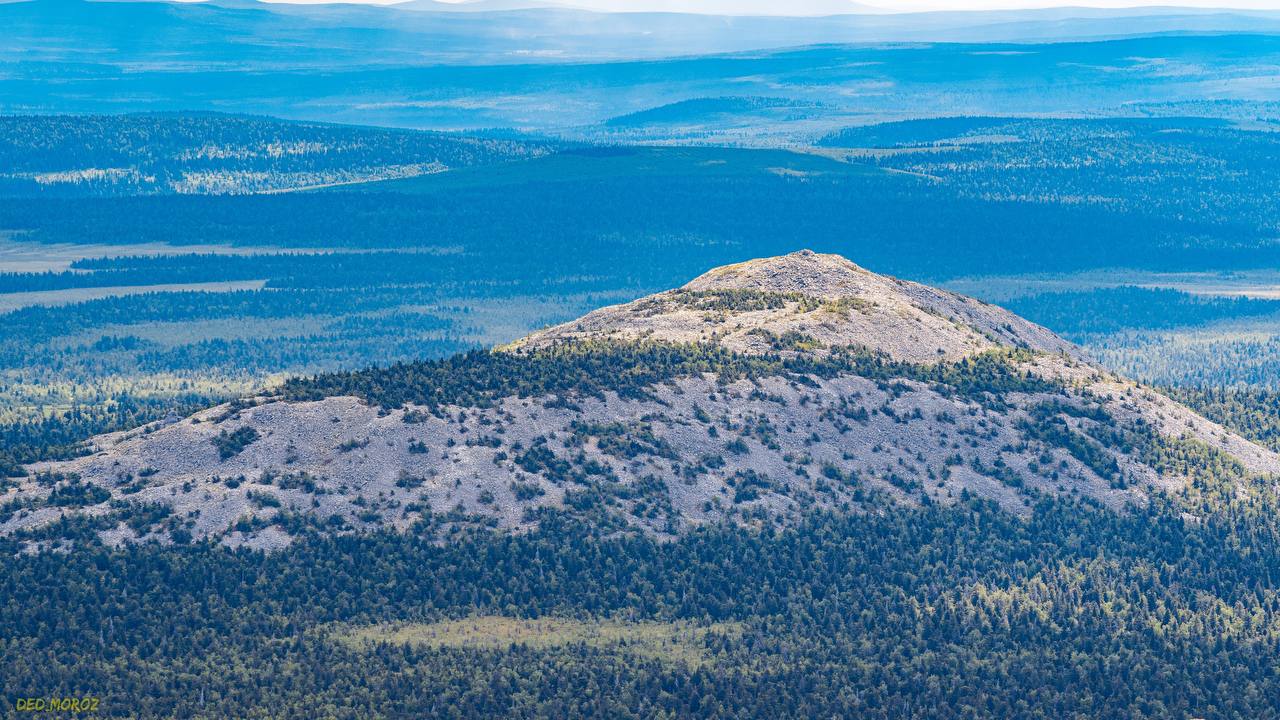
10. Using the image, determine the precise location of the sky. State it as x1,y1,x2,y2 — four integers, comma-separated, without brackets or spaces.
273,0,1280,10
863,0,1280,8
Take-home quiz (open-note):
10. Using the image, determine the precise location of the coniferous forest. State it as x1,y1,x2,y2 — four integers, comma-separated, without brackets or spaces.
8,496,1280,718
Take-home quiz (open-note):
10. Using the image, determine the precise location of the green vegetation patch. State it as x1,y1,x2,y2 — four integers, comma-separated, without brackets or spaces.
747,328,825,351
666,288,821,313
340,616,741,668
568,420,678,460
212,426,260,460
1018,402,1123,487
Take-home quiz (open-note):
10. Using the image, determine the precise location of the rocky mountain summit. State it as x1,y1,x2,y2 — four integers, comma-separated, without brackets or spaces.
513,250,1076,363
7,251,1279,550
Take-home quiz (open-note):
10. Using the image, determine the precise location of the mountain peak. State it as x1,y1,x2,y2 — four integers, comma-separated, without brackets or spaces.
14,252,1280,550
682,249,871,295
513,250,1076,363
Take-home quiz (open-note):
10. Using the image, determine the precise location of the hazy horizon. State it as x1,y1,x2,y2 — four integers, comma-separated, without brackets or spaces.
239,0,1280,13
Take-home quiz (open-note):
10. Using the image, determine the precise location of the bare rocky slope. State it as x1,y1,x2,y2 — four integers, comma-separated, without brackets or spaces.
511,250,1076,363
8,251,1279,550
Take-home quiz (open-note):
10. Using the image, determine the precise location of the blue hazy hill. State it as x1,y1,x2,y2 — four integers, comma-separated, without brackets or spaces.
10,0,1280,70
603,97,820,128
6,18,1280,131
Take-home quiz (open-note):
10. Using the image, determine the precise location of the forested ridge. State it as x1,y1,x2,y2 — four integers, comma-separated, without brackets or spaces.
0,397,212,478
281,340,1054,410
0,113,551,196
821,117,1280,237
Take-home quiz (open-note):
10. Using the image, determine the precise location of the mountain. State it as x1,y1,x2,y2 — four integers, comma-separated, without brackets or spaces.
7,251,1276,550
509,250,1076,362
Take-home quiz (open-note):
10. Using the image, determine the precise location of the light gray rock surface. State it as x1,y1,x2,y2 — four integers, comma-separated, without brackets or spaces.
512,250,1077,363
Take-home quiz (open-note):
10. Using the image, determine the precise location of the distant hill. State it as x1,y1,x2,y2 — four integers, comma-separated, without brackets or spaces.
8,1,1280,129
604,97,820,128
11,0,1280,71
0,114,554,196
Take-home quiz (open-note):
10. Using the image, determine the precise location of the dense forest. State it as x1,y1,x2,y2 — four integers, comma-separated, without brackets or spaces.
6,496,1280,718
981,286,1280,389
1089,330,1280,391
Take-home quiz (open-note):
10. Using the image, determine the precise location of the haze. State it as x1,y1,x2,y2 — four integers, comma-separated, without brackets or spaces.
255,0,1280,11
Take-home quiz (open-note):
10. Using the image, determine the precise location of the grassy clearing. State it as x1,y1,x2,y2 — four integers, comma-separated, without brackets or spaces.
339,616,742,667
0,280,268,313
0,237,330,273
59,316,337,349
